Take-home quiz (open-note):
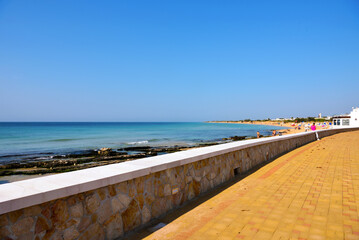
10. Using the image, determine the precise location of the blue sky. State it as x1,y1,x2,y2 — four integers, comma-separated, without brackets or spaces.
0,0,358,121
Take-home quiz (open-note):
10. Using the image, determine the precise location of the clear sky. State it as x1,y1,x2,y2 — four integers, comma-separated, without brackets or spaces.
0,0,358,121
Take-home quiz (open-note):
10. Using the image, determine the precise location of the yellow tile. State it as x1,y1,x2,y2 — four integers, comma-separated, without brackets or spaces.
143,131,359,240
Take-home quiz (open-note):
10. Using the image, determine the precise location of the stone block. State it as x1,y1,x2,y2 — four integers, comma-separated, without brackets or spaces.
141,205,151,224
51,200,69,229
97,188,107,201
185,175,193,184
11,217,34,237
169,172,178,185
35,216,51,234
0,214,9,226
178,177,186,190
67,194,84,206
194,176,202,182
23,206,42,217
111,197,124,213
164,184,171,197
193,180,201,196
136,194,145,209
116,182,128,194
154,172,161,179
16,234,32,240
108,185,116,197
79,223,105,240
193,161,200,170
85,194,100,214
144,176,154,194
65,218,80,228
164,196,172,212
187,183,195,200
144,192,155,206
97,200,112,224
104,213,123,240
151,198,166,218
118,193,131,209
91,213,98,223
69,203,83,218
78,216,91,232
189,167,195,178
0,226,11,240
135,177,145,195
154,183,164,198
201,177,210,193
160,171,169,183
8,209,23,223
42,228,55,240
41,205,52,220
121,199,141,232
128,180,137,198
172,192,183,207
63,226,79,240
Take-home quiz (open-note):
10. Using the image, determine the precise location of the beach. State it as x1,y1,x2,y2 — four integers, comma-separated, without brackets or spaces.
0,122,287,183
208,120,331,135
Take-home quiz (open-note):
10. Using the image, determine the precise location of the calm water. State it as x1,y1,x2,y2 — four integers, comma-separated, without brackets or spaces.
0,122,287,163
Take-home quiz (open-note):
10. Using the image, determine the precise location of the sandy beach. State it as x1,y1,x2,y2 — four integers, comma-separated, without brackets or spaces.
207,120,331,136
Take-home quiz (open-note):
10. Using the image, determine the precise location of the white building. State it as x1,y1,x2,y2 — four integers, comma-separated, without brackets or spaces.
332,107,359,128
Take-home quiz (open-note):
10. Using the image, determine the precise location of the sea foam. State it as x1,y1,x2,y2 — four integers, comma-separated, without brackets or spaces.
127,140,149,145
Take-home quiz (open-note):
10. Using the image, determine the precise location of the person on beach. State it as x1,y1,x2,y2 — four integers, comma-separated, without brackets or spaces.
272,130,276,136
257,131,260,138
311,123,316,131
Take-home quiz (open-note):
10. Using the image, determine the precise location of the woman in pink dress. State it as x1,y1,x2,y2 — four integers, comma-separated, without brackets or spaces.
311,123,316,131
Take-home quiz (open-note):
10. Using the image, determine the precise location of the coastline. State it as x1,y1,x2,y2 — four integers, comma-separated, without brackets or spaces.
207,120,330,135
207,120,298,135
0,122,288,183
0,141,245,183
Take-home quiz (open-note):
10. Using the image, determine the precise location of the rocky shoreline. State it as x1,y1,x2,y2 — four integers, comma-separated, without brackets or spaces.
0,136,256,177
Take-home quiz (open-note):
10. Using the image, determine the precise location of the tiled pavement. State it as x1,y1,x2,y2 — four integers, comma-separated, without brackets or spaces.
143,131,359,240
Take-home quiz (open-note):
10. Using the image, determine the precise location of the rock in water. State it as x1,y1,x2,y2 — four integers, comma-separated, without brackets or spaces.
98,148,112,156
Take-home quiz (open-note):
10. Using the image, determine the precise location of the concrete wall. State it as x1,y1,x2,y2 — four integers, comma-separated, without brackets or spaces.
0,128,358,240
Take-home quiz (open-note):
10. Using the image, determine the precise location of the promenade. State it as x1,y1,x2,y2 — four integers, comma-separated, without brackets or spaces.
141,131,359,240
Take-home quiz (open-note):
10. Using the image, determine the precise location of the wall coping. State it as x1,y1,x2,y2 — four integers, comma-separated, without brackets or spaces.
0,127,356,215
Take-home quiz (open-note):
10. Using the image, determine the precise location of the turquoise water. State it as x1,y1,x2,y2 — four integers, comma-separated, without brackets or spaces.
0,122,287,163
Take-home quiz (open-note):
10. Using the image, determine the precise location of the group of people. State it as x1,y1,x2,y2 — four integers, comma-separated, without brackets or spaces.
298,122,331,131
256,123,318,138
303,122,320,132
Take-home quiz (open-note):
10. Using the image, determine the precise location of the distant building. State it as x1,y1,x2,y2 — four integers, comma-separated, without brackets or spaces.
273,117,293,121
332,107,359,128
318,113,322,118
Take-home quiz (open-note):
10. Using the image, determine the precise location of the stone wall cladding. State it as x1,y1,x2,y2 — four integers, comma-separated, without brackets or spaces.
0,129,356,240
0,154,235,240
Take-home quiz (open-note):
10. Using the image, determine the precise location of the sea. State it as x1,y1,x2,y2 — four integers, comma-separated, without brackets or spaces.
0,122,287,164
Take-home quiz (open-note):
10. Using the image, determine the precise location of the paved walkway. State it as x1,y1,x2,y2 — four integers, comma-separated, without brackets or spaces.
143,131,359,240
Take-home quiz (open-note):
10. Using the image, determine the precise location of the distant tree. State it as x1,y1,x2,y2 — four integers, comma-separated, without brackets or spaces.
307,117,315,122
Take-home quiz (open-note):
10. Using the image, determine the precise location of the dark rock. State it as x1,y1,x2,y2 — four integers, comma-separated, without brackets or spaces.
120,146,152,152
230,136,246,141
97,148,113,156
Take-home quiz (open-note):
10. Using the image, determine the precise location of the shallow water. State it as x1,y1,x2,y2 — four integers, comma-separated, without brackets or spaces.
0,122,287,164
